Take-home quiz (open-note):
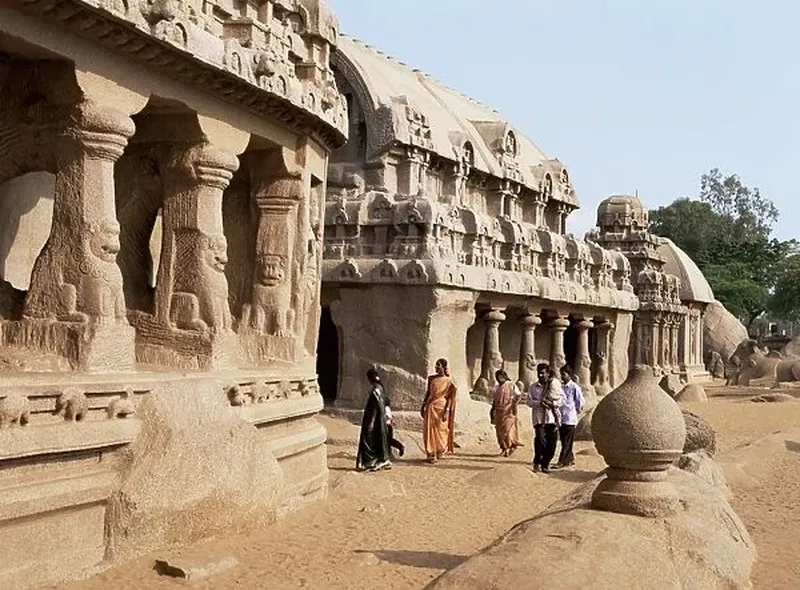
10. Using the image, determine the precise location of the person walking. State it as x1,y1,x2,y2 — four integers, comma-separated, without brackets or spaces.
527,363,562,473
490,369,521,457
355,368,392,472
552,364,585,469
421,358,457,464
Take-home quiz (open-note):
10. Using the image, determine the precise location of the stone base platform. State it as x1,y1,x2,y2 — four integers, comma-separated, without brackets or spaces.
0,369,327,589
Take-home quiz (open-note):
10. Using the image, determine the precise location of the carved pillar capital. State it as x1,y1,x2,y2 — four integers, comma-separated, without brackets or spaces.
64,99,136,161
484,308,506,325
574,318,594,332
520,313,542,329
549,316,570,331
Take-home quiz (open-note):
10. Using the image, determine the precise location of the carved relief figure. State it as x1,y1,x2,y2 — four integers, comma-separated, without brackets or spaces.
0,394,30,428
107,387,136,419
53,388,88,421
241,253,294,337
25,219,127,325
170,230,233,333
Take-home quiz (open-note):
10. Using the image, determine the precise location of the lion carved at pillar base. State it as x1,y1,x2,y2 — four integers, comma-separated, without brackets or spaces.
241,253,295,338
24,220,127,326
169,230,233,334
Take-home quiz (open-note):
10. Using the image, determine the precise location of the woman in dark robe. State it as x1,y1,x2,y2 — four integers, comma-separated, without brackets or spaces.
356,368,392,471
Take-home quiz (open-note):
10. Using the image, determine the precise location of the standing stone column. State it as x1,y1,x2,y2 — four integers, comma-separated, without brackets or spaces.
659,317,671,371
593,320,614,395
481,309,506,381
670,316,680,368
154,142,239,335
574,318,594,391
518,313,542,390
23,92,144,370
549,315,570,370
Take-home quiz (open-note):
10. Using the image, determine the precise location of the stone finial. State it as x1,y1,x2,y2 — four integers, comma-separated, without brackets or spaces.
591,365,686,517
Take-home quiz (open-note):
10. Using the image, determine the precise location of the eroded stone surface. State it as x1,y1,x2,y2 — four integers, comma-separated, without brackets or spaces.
427,468,755,590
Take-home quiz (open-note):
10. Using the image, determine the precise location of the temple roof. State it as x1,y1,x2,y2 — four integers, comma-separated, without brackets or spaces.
656,238,715,304
334,35,578,205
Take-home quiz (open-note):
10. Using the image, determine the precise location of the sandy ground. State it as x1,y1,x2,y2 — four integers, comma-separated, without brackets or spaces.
55,386,800,590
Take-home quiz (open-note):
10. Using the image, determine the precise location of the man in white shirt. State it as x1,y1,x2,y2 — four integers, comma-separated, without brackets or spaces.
552,364,585,469
527,363,563,473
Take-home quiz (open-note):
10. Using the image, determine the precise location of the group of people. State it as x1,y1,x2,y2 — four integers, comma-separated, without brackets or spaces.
355,358,584,474
491,362,585,473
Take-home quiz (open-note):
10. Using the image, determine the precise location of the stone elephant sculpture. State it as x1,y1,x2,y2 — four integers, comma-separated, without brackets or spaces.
727,339,800,386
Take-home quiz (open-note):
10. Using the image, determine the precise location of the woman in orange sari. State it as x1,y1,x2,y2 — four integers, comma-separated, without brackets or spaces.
420,358,458,464
490,369,520,457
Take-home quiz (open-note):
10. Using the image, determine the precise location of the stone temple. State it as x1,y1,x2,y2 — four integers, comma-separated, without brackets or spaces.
318,36,713,416
0,1,716,587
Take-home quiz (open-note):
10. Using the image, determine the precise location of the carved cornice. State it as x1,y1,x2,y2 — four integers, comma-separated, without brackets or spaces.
6,0,348,150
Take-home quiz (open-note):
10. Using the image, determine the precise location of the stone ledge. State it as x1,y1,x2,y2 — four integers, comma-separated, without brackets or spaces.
0,469,117,522
265,422,327,460
237,395,324,427
0,419,141,461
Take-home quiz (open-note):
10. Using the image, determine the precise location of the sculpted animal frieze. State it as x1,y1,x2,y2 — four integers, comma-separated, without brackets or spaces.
53,388,88,422
0,394,30,428
107,387,137,418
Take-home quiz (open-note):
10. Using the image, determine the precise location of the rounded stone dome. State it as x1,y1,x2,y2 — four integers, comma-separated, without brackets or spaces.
596,195,649,230
656,238,715,304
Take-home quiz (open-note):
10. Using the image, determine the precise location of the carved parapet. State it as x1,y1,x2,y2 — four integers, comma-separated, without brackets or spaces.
1,0,348,148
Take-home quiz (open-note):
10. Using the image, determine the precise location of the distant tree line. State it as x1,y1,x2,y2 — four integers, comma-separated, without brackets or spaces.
649,168,799,329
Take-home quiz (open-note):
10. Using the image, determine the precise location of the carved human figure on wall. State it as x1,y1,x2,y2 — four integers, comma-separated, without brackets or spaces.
241,252,294,337
170,230,233,333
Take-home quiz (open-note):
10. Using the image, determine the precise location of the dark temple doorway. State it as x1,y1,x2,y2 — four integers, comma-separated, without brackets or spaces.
563,324,578,370
316,306,340,403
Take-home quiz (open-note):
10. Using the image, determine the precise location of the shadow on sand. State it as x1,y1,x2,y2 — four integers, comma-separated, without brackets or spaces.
785,440,800,453
354,549,467,570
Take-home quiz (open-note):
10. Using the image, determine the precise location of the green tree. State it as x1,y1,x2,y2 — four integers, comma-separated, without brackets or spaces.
649,168,794,327
770,253,800,321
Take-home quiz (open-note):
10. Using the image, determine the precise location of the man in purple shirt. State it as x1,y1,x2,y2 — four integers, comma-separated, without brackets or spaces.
552,364,585,469
527,363,561,473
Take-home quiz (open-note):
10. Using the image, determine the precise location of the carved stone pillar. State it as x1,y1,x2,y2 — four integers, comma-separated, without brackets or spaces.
670,315,681,369
593,320,614,395
23,94,143,370
574,318,594,392
236,147,315,365
518,313,542,390
480,309,506,381
549,315,570,370
154,142,239,336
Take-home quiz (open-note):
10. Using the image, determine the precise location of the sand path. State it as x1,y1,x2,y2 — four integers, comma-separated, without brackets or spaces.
55,389,800,589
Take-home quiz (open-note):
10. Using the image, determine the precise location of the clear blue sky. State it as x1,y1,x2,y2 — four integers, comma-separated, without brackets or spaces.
328,0,799,241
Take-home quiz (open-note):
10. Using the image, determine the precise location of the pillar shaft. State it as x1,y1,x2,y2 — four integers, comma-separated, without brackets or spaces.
24,98,134,326
481,309,506,381
155,142,239,332
518,313,542,389
574,319,593,389
549,316,570,370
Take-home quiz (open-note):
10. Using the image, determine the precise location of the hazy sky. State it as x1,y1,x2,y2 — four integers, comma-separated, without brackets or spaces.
327,1,799,241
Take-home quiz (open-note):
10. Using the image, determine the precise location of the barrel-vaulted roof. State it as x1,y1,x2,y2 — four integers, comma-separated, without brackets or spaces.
333,35,578,205
656,238,715,304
